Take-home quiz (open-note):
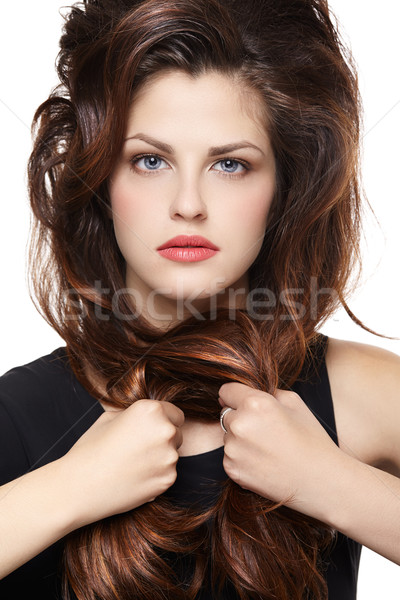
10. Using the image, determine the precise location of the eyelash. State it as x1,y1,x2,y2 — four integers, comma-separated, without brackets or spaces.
129,153,250,179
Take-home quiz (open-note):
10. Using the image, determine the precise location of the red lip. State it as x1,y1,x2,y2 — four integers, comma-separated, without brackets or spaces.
157,235,219,251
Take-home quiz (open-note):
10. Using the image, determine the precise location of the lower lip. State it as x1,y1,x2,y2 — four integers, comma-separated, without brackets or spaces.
157,247,218,262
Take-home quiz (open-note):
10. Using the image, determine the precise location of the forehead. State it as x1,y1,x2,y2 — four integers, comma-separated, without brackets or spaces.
127,69,269,139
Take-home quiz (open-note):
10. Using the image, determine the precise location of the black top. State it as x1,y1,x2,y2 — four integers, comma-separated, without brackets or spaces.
0,335,361,599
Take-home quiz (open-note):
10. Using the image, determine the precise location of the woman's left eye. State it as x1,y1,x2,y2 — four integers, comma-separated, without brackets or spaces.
212,159,248,176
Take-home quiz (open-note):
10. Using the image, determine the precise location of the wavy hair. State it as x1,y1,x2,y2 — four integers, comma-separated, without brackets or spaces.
28,0,370,598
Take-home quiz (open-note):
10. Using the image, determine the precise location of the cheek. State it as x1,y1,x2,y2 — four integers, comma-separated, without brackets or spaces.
231,181,274,260
108,178,150,260
251,192,273,225
109,176,162,247
230,180,274,234
110,177,141,221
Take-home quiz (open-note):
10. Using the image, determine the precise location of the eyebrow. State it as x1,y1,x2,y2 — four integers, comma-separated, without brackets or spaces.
124,133,265,157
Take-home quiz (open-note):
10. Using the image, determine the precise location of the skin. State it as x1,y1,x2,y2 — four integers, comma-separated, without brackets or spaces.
109,70,276,327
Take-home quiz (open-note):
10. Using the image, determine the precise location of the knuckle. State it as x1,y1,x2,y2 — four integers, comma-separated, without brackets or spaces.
145,399,163,413
222,454,231,475
164,447,179,467
244,394,263,412
163,466,178,488
229,418,245,437
161,422,177,441
132,398,154,415
133,398,147,408
222,455,238,481
172,404,185,418
223,438,239,461
138,400,166,422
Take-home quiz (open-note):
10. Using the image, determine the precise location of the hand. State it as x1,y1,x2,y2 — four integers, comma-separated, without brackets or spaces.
61,400,184,528
218,382,345,520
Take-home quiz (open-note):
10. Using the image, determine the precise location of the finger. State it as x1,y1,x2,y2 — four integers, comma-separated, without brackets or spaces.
160,401,185,428
273,388,301,406
218,381,264,410
218,395,227,408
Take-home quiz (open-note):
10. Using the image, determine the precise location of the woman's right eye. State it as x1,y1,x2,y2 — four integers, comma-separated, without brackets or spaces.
130,154,168,174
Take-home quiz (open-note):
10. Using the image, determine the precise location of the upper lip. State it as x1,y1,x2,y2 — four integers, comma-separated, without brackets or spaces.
157,235,219,251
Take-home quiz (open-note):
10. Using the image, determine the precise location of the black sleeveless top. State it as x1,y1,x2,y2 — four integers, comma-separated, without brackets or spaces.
0,334,361,598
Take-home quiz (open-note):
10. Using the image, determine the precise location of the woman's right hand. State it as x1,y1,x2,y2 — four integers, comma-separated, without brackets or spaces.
61,400,185,528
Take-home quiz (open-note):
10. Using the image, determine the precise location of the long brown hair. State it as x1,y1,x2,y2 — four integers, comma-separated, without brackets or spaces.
28,0,370,598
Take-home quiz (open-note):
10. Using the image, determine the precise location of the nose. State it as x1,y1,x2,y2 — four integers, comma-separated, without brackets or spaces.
169,174,208,222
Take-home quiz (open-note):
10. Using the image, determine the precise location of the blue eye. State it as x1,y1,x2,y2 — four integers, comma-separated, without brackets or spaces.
213,159,247,175
134,155,167,171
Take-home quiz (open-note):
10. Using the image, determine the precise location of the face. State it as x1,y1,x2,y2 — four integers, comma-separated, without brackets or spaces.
109,70,276,328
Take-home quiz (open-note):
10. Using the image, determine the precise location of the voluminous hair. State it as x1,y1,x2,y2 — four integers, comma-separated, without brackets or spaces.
28,0,371,598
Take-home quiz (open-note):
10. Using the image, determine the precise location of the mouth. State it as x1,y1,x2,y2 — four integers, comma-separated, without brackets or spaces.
157,235,219,251
156,235,219,263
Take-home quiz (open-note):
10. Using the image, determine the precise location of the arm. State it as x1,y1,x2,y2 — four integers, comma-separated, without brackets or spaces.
324,338,400,563
318,450,400,565
0,458,78,579
0,400,184,579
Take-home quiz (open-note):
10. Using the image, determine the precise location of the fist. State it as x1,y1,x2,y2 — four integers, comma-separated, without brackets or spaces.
62,399,185,527
218,382,344,518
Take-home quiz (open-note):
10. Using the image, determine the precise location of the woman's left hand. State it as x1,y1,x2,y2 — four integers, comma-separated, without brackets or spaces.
218,382,347,519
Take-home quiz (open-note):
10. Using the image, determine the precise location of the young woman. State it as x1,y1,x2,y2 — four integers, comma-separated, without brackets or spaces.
0,1,399,599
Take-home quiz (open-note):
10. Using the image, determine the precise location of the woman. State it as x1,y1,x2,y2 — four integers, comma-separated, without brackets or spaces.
0,0,399,599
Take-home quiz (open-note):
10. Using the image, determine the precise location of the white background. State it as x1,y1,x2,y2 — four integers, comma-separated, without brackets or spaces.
0,1,399,595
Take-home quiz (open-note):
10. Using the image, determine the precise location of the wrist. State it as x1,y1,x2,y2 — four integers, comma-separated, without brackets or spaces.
45,457,88,535
0,457,85,578
314,449,362,532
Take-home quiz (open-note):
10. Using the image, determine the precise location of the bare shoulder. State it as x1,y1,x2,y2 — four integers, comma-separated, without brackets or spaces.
325,337,400,476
